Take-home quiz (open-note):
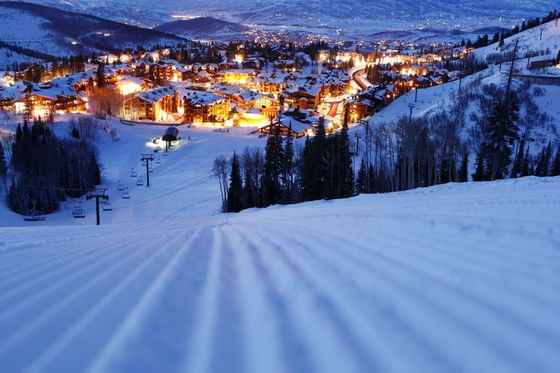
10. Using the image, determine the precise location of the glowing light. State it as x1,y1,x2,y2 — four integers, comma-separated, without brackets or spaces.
117,80,142,95
14,102,26,113
32,107,49,119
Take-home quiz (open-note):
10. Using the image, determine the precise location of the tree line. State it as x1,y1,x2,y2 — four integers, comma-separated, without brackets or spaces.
6,119,101,214
216,116,354,213
216,82,560,213
461,10,559,49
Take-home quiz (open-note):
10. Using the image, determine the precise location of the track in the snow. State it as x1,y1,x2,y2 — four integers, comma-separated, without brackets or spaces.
1,178,560,373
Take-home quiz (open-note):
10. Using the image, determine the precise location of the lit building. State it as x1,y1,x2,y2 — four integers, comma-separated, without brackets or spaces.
220,69,255,85
122,86,181,122
181,89,229,126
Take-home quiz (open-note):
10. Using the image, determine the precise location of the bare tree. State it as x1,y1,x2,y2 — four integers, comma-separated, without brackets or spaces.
90,86,123,119
213,156,229,211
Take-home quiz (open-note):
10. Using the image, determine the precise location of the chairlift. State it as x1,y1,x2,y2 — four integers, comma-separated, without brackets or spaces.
130,168,138,178
22,201,46,221
102,202,113,211
72,205,86,218
136,176,144,186
117,180,126,191
122,190,131,199
23,211,46,222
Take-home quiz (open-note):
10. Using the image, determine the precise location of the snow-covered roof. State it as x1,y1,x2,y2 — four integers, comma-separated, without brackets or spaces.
179,89,225,105
138,86,176,103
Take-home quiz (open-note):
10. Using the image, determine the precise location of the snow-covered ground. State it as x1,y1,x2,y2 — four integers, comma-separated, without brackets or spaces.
0,47,43,68
0,116,560,372
475,18,560,62
0,6,71,58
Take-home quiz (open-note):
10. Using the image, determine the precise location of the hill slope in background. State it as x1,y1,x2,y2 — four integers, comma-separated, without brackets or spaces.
13,0,560,32
0,1,184,59
155,17,249,41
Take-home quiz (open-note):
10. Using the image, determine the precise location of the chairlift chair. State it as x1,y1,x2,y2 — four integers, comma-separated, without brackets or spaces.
72,205,86,218
23,211,46,221
22,201,46,221
136,176,144,186
102,202,112,211
130,168,138,178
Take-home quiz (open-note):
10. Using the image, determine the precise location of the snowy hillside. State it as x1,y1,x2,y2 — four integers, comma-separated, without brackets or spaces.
359,63,560,159
155,17,250,42
0,47,42,66
20,0,560,33
0,118,559,372
0,1,184,62
475,18,560,62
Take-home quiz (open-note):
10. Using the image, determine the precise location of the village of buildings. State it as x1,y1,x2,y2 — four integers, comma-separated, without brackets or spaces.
0,40,479,137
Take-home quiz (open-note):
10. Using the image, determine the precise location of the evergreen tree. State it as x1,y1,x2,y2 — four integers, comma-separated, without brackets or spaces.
302,118,328,201
535,143,552,176
551,144,560,176
96,63,106,88
282,124,295,203
459,151,468,182
368,163,376,192
511,139,525,178
0,141,7,192
485,98,520,180
8,123,101,214
263,124,284,206
337,115,354,197
226,151,243,213
520,148,531,177
473,150,486,181
356,158,368,193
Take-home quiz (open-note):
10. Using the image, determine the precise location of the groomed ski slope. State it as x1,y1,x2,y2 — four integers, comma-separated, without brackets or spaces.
0,123,560,373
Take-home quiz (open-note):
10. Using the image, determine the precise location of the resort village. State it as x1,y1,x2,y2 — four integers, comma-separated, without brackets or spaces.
0,40,476,137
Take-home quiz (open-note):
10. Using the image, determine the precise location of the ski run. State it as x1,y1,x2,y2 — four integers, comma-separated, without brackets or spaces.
0,123,559,373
